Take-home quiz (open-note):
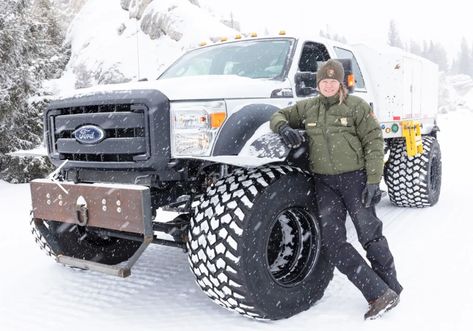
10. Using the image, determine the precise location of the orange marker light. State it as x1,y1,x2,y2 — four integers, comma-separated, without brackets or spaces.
347,73,355,88
210,112,226,128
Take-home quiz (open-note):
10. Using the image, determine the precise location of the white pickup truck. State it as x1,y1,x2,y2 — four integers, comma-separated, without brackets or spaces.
30,33,441,320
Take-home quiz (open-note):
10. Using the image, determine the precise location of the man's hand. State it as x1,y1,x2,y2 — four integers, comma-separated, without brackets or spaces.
361,183,382,208
278,124,305,148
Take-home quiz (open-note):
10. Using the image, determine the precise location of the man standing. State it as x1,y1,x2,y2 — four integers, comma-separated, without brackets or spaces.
270,59,403,320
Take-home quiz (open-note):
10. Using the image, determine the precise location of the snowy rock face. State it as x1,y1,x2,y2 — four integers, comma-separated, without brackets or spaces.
140,1,186,41
440,74,473,113
121,0,132,11
54,0,88,28
60,0,237,90
138,0,231,43
128,0,153,20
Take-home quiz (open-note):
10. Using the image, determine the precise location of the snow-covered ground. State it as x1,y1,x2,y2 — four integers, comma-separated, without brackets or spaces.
1,109,472,330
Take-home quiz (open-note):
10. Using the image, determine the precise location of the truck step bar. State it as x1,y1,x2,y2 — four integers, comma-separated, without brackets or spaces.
57,236,152,278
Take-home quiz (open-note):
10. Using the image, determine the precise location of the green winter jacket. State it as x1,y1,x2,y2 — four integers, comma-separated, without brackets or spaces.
270,94,384,184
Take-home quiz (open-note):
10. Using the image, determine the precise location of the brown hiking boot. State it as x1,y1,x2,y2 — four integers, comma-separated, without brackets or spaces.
364,289,400,320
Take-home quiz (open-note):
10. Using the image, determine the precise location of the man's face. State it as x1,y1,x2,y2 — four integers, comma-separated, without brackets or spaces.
319,79,340,97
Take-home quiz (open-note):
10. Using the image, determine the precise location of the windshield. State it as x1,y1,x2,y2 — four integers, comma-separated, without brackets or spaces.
159,38,294,80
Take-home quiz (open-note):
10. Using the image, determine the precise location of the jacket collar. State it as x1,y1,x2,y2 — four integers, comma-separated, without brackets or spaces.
319,94,340,107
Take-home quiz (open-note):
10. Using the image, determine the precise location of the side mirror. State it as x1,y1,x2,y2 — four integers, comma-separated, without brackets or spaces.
294,72,317,97
336,58,355,93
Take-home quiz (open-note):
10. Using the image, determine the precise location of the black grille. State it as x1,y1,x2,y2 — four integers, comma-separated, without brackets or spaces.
56,104,133,114
60,154,135,162
49,103,149,162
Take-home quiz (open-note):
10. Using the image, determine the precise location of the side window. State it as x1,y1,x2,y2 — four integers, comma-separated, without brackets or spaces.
298,42,330,72
297,42,330,91
333,47,366,89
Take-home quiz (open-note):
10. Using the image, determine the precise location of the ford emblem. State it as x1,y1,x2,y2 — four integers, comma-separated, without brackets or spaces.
73,125,105,144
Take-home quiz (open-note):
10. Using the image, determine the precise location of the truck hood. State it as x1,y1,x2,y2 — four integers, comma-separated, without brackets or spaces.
56,75,291,101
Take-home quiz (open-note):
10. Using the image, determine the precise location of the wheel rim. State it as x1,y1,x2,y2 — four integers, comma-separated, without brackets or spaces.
266,208,321,287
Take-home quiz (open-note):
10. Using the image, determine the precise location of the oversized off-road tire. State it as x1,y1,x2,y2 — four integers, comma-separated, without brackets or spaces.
31,219,141,265
384,136,442,207
187,166,334,320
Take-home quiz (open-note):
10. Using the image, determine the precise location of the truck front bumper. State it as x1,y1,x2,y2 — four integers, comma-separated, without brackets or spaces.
30,179,153,277
30,179,152,234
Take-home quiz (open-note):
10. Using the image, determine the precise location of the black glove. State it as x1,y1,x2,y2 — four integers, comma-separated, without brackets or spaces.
361,183,382,208
278,123,304,148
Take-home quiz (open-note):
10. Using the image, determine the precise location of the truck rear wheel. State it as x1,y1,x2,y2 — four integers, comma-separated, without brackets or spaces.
384,136,442,207
31,219,141,265
187,166,334,320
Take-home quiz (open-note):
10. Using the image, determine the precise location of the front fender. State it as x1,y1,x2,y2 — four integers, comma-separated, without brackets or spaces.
191,123,309,168
238,123,290,160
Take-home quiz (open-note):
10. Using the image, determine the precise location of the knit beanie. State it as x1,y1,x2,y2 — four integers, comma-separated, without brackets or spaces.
316,59,344,86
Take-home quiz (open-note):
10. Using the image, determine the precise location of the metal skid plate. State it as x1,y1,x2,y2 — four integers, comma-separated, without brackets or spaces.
30,179,151,235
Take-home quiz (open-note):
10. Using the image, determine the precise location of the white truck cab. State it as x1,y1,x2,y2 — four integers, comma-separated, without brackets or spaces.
159,33,439,139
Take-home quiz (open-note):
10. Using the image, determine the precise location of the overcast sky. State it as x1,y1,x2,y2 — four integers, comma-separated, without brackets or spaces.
200,0,471,62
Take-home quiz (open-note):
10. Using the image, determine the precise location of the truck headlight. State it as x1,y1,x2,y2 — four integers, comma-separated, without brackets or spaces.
170,101,227,156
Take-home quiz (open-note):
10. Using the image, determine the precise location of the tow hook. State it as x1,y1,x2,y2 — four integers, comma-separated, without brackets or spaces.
75,195,88,226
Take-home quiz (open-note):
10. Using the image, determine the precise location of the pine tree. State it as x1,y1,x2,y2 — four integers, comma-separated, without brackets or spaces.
387,20,403,48
421,40,429,58
424,41,449,72
456,37,471,76
0,0,31,123
450,58,459,75
319,28,348,43
469,44,473,78
409,40,422,56
0,0,70,154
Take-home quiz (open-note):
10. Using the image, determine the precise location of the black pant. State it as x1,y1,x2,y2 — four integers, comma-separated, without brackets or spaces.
314,170,403,302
